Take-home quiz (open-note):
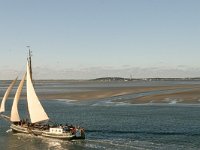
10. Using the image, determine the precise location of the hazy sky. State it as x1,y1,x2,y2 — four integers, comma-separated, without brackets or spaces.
0,0,200,79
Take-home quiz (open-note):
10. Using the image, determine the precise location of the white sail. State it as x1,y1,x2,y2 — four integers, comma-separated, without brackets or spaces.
0,78,17,113
26,62,49,123
10,73,26,122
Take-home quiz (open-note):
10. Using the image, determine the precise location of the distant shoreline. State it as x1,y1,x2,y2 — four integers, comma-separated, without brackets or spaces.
1,77,200,82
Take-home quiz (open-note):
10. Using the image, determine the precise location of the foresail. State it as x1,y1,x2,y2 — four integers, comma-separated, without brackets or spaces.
10,73,26,122
0,78,17,113
26,62,49,123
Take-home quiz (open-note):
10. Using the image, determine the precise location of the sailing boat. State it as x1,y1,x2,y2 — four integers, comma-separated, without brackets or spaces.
0,51,85,140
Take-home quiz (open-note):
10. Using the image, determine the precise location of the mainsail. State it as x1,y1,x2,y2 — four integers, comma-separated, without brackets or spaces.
0,78,17,113
10,73,26,122
26,62,49,123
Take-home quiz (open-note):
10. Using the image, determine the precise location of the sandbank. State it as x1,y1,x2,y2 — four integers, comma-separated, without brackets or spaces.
38,84,200,104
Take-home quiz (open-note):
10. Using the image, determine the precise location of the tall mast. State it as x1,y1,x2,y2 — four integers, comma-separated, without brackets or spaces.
27,46,32,81
26,46,32,121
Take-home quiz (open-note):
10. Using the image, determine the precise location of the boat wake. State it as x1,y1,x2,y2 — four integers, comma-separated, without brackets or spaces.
6,129,12,133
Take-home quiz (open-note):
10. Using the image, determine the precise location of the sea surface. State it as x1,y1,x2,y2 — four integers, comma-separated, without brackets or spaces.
0,80,200,150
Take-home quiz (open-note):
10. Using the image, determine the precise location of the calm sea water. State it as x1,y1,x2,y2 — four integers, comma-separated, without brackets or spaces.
0,80,200,150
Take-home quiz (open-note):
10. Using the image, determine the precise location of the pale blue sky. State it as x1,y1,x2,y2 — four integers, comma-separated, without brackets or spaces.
0,0,200,79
